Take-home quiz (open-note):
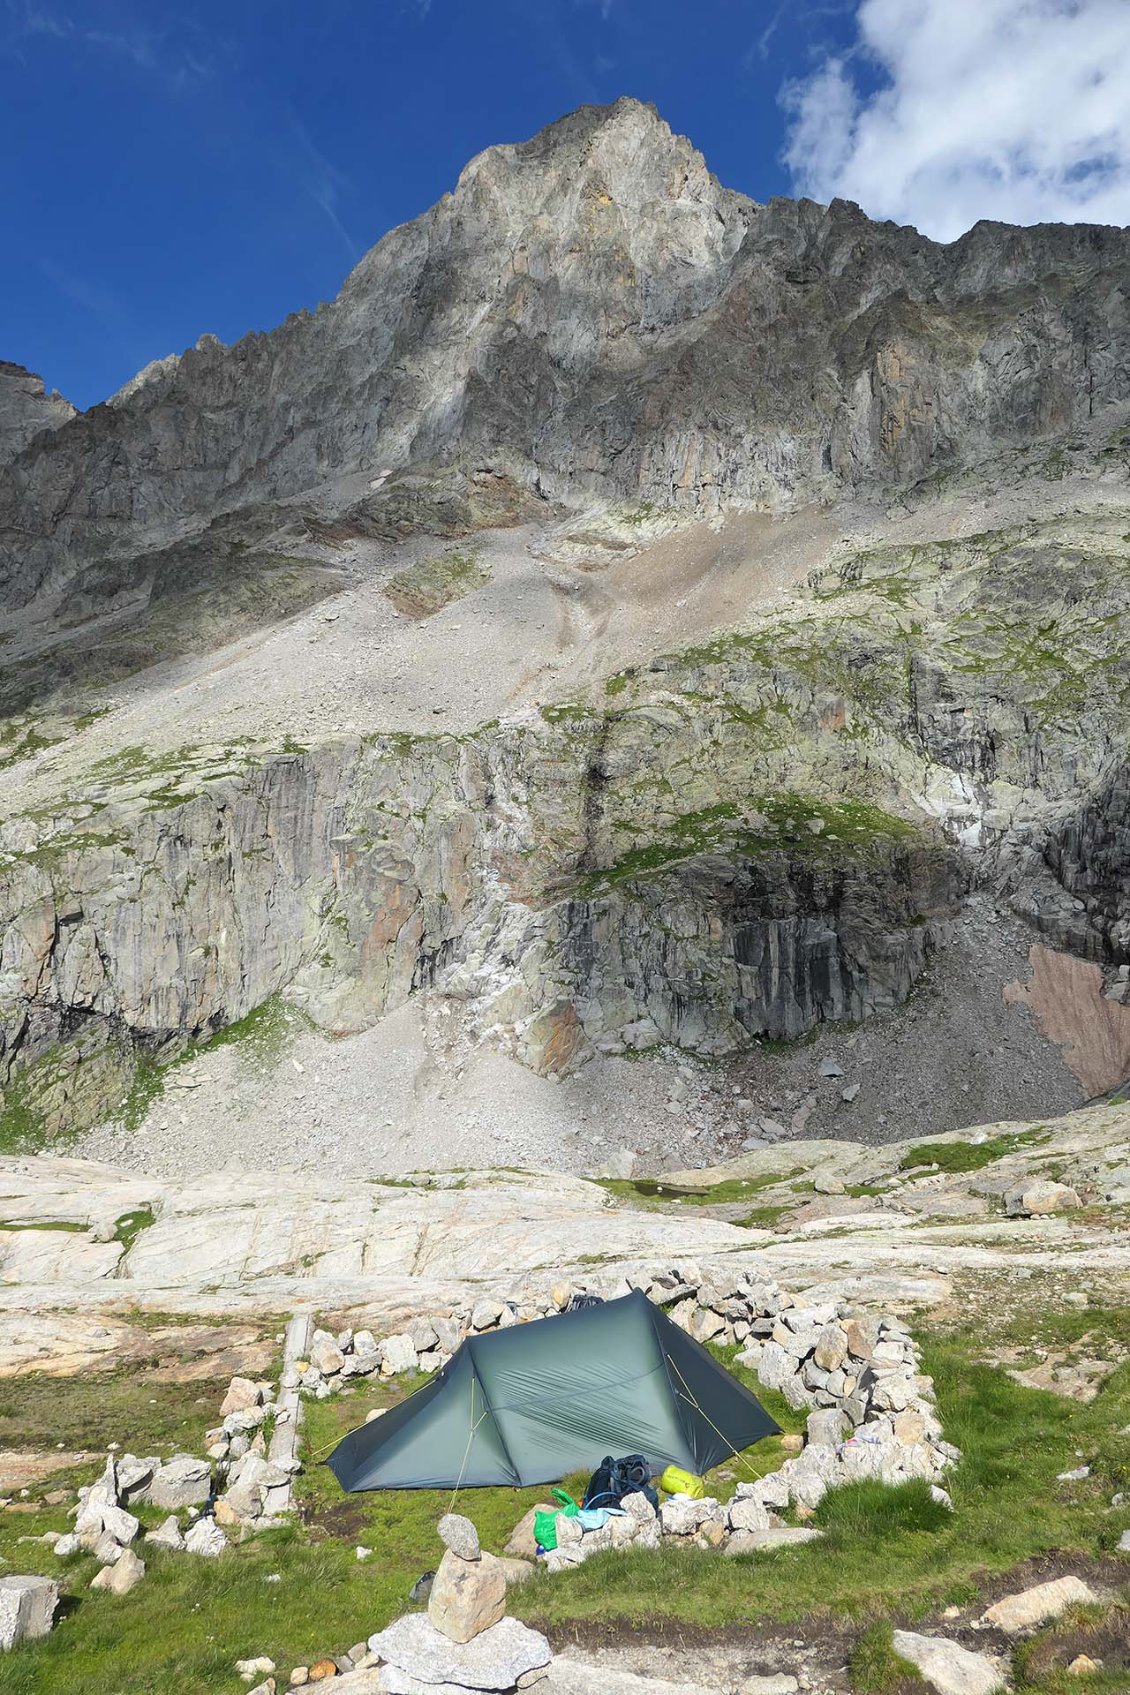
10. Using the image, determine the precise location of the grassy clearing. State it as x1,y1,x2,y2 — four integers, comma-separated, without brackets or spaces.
0,1373,231,1459
898,1128,1050,1173
0,1319,1127,1691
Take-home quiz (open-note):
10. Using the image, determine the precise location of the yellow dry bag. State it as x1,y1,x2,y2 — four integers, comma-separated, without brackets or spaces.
659,1465,705,1498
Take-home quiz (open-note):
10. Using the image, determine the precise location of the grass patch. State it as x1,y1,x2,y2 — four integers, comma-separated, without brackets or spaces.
0,1219,87,1234
578,792,924,898
899,1127,1051,1173
113,1207,155,1254
0,1373,228,1458
597,1170,803,1208
1014,1600,1130,1692
849,1621,930,1693
384,548,489,618
812,1478,953,1539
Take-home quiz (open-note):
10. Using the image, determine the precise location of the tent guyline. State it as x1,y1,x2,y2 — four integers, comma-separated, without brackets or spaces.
327,1289,780,1493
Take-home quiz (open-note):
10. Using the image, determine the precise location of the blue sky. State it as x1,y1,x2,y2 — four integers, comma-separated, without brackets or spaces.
4,0,1129,412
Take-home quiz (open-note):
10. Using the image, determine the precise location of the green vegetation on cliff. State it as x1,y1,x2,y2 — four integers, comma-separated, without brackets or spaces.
577,792,923,897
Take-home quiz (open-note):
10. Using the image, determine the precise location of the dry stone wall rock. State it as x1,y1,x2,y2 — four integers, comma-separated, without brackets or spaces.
306,1275,953,1555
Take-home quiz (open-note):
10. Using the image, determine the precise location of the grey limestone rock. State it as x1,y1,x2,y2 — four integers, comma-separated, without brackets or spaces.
890,1630,1005,1695
0,1575,59,1650
149,1455,212,1511
368,1612,551,1691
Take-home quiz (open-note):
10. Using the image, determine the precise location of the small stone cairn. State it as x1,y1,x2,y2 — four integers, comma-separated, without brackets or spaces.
368,1513,551,1692
307,1264,957,1548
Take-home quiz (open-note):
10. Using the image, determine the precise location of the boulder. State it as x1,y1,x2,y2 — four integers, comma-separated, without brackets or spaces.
891,1630,1005,1695
1003,1179,1080,1217
755,1341,795,1391
99,1504,140,1545
427,1547,506,1642
555,1512,582,1547
221,1377,264,1416
184,1517,228,1558
84,1456,118,1509
146,1516,185,1552
90,1549,145,1595
380,1334,419,1376
981,1575,1098,1633
309,1336,346,1376
736,1472,790,1511
806,1409,846,1448
407,1318,439,1353
0,1576,59,1649
471,1299,505,1331
658,1497,717,1537
369,1613,551,1691
149,1455,212,1511
497,1557,536,1586
116,1455,158,1501
237,1656,277,1679
437,1512,480,1561
91,1531,126,1566
726,1498,771,1534
740,1680,799,1695
843,1318,875,1360
689,1308,726,1344
432,1318,465,1356
813,1325,848,1372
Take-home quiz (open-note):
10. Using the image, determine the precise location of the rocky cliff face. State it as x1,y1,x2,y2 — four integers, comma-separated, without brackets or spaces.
6,503,1129,1125
0,362,74,470
2,101,1130,1139
3,98,1130,614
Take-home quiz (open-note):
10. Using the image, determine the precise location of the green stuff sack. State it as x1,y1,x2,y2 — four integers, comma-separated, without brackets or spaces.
659,1464,705,1498
533,1488,579,1551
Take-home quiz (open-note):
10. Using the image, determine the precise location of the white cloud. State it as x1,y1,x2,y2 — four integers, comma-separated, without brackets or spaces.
782,0,1130,240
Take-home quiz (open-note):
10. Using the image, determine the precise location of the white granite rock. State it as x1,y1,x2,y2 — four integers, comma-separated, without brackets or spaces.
891,1630,1005,1695
369,1613,551,1691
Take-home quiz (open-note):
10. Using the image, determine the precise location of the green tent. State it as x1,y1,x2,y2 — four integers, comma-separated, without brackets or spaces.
327,1289,779,1491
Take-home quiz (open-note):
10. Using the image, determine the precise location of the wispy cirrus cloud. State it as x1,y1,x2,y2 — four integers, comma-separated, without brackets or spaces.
290,119,359,261
781,0,1130,240
2,0,213,86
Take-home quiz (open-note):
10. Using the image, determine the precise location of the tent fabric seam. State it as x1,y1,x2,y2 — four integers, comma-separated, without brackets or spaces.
465,1337,522,1488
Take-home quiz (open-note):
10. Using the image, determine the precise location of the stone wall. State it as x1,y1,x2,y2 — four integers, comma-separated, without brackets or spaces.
299,1271,955,1543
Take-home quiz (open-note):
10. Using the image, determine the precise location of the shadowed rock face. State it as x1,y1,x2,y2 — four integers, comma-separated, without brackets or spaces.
0,362,74,470
555,840,960,1052
2,97,1130,611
